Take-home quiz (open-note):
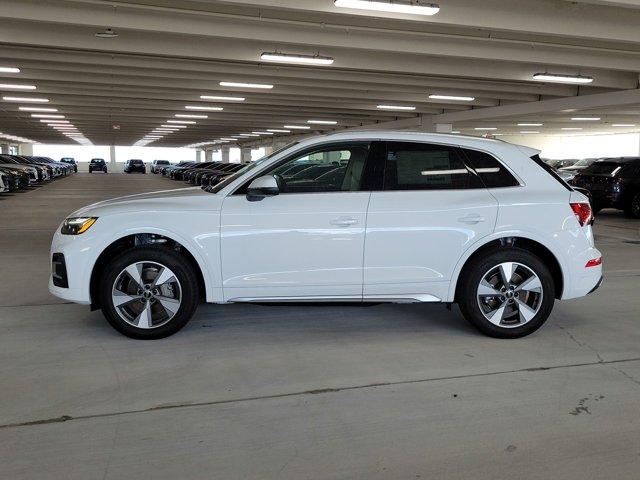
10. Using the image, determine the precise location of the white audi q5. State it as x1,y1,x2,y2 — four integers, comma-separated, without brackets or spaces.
49,132,602,339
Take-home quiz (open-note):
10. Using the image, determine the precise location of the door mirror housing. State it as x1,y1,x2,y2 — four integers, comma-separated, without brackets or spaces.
247,175,280,200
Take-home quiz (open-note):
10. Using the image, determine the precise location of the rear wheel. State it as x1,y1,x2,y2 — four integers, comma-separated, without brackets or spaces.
624,192,640,219
458,248,555,338
99,247,200,339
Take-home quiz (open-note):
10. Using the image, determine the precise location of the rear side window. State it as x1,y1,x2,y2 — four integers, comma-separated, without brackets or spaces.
529,154,572,191
383,142,480,190
462,149,520,188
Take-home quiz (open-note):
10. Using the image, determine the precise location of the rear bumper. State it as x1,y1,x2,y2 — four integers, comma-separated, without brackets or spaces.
588,275,603,295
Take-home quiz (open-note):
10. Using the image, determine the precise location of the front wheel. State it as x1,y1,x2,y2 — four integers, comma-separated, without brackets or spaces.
458,248,555,338
99,247,200,339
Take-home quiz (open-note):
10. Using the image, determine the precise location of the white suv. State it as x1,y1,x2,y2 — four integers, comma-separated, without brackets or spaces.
49,132,602,339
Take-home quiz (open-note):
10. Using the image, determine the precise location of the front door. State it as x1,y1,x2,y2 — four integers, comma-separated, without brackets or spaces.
220,142,373,301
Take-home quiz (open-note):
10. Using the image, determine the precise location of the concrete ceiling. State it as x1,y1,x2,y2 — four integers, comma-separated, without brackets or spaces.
0,0,639,147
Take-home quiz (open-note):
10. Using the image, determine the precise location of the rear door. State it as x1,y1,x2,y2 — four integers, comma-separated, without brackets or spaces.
363,141,499,301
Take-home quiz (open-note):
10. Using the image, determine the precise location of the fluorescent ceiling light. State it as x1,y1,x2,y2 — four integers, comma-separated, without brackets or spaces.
0,84,36,90
334,0,440,16
561,127,582,131
3,96,49,103
175,114,207,119
518,123,543,126
0,67,20,73
284,125,311,130
19,106,57,112
41,120,69,124
31,114,64,118
520,131,540,134
474,127,497,131
239,133,260,137
377,104,416,111
219,81,273,89
199,95,244,102
451,130,461,134
307,120,338,125
252,131,274,135
154,129,173,132
571,117,600,121
166,120,195,124
611,124,636,127
429,94,474,101
185,105,224,111
533,73,594,84
220,137,238,141
261,52,334,66
267,129,291,133
161,124,187,128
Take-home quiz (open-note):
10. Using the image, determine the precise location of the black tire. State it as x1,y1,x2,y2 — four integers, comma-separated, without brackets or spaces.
457,247,555,339
624,192,640,219
99,246,200,339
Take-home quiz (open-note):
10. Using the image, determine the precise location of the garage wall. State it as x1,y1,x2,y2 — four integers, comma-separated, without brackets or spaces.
500,133,640,159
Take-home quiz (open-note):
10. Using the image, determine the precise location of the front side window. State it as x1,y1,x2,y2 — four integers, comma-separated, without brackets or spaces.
462,148,520,188
263,142,371,193
383,142,479,191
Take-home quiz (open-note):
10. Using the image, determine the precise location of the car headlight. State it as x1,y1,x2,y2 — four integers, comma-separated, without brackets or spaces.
61,217,98,235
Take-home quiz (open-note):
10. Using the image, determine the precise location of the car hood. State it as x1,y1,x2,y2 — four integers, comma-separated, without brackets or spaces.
70,187,222,217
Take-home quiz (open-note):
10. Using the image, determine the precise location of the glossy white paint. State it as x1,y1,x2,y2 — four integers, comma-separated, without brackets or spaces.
49,131,602,310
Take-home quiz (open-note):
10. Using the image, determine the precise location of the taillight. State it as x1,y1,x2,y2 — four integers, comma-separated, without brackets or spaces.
585,257,602,268
570,202,593,227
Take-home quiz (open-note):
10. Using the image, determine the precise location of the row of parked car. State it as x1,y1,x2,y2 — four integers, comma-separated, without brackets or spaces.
545,156,640,218
154,160,245,187
0,154,75,193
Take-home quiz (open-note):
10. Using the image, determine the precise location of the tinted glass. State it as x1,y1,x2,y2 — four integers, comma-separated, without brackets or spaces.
582,162,622,175
462,148,520,188
383,142,477,190
267,143,370,193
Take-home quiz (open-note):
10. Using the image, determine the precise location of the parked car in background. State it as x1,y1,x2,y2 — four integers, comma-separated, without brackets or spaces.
89,158,108,173
150,160,170,174
160,161,195,177
560,158,598,173
61,157,78,172
545,158,579,169
124,159,146,174
0,171,8,192
50,132,601,340
572,157,640,218
0,165,29,190
0,154,39,184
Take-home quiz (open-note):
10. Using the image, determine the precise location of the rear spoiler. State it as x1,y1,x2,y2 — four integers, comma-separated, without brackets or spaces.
516,145,542,158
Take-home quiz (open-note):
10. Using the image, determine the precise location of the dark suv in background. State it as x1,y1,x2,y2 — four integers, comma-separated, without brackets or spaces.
89,158,108,173
124,159,146,173
572,157,640,218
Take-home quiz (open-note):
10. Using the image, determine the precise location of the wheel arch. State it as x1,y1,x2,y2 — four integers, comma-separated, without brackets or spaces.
89,232,208,310
450,236,565,302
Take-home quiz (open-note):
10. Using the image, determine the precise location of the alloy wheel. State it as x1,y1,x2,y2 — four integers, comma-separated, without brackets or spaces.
111,261,182,329
476,262,543,328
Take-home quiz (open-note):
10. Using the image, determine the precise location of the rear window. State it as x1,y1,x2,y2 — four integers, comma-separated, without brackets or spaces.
582,162,622,176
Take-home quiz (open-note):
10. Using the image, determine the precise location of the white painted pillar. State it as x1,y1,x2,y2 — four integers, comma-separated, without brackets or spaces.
241,147,252,164
221,146,230,163
19,143,34,155
435,123,453,133
205,149,213,162
109,145,116,173
195,150,202,162
0,144,9,154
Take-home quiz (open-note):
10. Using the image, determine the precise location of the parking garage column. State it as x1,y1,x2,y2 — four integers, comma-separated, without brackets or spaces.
221,146,230,163
205,149,213,162
19,144,34,155
109,145,116,172
241,147,252,164
0,143,9,154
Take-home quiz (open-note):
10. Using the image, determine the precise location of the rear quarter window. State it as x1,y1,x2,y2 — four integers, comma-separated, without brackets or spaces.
461,149,520,188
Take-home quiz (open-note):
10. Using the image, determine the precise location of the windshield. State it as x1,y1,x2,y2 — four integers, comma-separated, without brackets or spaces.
582,162,622,175
205,142,299,193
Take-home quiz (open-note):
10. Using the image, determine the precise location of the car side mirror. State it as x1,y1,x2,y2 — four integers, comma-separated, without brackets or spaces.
246,175,280,201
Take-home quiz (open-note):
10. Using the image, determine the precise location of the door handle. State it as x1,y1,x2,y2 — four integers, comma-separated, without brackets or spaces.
458,214,485,224
330,217,358,227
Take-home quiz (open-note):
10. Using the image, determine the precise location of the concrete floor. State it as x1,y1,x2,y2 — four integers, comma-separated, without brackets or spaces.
1,173,640,480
